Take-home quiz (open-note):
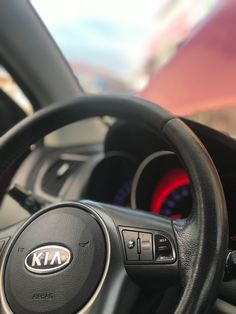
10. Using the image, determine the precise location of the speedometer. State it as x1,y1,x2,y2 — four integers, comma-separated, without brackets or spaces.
86,152,138,207
131,151,192,219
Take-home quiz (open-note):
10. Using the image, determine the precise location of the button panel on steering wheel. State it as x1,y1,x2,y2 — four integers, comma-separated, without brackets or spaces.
120,227,176,264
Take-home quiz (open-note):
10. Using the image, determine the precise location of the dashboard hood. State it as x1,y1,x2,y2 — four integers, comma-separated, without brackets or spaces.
139,0,236,116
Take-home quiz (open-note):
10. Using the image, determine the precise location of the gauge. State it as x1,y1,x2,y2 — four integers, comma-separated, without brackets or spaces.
86,152,138,207
113,180,133,207
151,168,191,219
131,151,192,219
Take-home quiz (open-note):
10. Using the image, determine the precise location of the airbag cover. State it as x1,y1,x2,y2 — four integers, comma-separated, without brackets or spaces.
4,206,106,314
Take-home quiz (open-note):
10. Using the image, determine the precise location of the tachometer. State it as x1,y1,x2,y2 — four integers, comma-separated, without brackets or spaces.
151,168,191,219
131,151,192,219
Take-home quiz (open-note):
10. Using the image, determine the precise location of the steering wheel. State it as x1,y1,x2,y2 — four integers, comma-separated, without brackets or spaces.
0,95,228,314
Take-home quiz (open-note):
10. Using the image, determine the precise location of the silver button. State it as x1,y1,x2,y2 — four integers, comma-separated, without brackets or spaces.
127,240,135,249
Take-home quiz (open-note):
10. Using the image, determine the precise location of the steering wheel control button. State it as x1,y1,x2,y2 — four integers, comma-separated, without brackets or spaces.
139,232,153,261
122,230,139,260
156,235,169,245
158,245,170,252
120,227,176,264
127,240,135,249
5,205,106,314
155,235,174,262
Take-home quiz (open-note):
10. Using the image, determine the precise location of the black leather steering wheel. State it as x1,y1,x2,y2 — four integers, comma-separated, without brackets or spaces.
0,95,228,314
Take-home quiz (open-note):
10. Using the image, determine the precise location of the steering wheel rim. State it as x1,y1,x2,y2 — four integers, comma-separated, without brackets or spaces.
0,94,228,314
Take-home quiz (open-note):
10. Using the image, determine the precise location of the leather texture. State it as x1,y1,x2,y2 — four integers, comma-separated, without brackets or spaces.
163,120,228,314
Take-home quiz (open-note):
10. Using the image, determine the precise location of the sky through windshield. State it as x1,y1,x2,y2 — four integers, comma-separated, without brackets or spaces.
32,0,214,93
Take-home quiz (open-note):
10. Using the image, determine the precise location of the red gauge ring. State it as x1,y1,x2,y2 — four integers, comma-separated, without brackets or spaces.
151,168,190,219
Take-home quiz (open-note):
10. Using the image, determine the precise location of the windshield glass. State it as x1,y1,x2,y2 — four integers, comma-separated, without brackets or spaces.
32,0,214,93
32,0,236,136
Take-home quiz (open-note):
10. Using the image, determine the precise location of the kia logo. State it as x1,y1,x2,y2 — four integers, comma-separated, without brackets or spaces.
25,245,72,274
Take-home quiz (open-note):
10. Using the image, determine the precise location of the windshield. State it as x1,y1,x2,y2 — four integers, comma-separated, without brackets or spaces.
32,0,236,136
32,0,214,93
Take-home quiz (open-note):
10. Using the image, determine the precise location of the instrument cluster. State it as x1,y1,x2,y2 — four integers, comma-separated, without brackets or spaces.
86,151,192,220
